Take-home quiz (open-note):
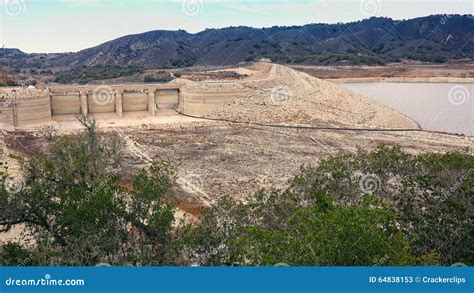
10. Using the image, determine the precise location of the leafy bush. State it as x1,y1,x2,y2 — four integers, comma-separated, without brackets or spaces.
404,52,447,64
0,75,17,87
0,116,177,265
54,65,143,84
181,146,472,266
0,243,38,266
1,125,471,267
184,193,427,266
290,145,473,265
234,197,425,266
144,71,173,83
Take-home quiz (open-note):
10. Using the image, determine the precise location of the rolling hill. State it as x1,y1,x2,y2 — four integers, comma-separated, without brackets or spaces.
1,15,473,79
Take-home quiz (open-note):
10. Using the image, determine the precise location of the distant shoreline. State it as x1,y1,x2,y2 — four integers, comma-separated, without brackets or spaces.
329,77,474,84
290,64,474,84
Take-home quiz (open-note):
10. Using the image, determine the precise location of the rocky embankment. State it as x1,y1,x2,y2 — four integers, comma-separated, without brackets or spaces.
210,63,419,129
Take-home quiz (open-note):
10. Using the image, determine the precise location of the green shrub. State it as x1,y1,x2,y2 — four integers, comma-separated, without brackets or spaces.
54,65,143,84
1,125,471,266
0,115,177,266
182,145,472,266
0,75,17,87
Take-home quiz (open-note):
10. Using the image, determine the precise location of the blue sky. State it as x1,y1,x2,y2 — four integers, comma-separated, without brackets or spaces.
1,0,473,53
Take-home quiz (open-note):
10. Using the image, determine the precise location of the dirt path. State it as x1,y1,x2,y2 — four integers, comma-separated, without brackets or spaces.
114,121,472,204
117,128,214,206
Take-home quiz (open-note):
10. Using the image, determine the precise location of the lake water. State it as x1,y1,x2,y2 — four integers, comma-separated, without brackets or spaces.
341,82,473,136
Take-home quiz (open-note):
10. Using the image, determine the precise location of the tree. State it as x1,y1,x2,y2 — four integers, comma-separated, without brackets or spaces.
290,145,473,265
231,193,420,266
181,145,471,266
0,115,178,265
182,191,428,266
1,127,471,266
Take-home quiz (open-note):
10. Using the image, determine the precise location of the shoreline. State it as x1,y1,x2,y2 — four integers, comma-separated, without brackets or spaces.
328,77,474,84
289,63,474,84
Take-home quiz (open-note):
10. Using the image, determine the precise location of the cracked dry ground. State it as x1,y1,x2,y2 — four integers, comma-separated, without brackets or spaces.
115,121,473,214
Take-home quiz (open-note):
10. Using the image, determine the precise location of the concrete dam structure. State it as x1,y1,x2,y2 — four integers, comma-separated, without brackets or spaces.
0,83,250,128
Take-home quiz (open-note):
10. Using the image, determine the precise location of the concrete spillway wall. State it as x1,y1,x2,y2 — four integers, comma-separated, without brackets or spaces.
1,82,250,128
180,83,250,116
51,94,81,115
17,97,52,126
0,86,180,127
123,92,148,112
0,92,51,127
88,94,116,114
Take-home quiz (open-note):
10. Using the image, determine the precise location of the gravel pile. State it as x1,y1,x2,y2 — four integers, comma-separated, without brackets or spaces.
209,64,419,129
0,88,49,102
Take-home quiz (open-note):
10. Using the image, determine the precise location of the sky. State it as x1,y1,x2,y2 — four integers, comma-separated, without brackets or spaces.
0,0,473,53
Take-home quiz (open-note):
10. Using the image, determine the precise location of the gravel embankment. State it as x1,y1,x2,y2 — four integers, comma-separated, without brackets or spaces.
210,63,419,129
0,88,49,102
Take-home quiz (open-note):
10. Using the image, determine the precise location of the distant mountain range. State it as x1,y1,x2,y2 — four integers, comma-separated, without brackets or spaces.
1,15,473,76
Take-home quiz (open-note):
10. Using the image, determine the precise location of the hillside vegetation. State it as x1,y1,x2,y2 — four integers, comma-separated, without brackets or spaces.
54,65,144,84
1,117,472,266
0,15,472,76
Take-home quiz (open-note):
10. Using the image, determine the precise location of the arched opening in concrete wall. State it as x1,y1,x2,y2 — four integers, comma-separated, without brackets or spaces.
155,89,179,110
51,94,81,115
123,91,148,112
88,92,115,114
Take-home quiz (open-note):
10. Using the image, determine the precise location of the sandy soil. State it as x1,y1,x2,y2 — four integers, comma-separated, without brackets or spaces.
209,67,260,77
0,88,49,102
